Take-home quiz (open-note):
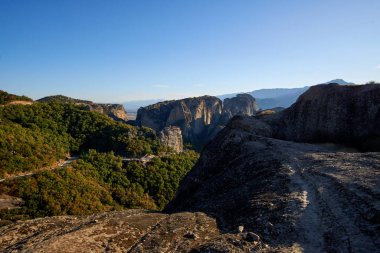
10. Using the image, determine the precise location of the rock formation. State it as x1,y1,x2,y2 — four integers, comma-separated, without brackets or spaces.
137,96,223,147
136,94,258,147
159,126,183,153
280,83,380,150
220,93,259,125
83,103,128,122
246,83,380,151
165,83,380,251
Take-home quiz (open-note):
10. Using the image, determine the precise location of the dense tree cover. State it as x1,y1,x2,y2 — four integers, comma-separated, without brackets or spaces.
37,95,92,104
0,96,199,224
0,122,69,177
0,102,161,176
125,151,199,209
0,90,32,105
0,150,199,221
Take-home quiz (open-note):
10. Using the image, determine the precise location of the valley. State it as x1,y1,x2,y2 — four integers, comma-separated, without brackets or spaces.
0,82,379,252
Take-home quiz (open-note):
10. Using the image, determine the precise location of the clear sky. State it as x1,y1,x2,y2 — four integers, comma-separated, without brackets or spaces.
1,0,379,102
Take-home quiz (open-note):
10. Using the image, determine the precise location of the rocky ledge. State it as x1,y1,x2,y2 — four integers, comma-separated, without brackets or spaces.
0,210,268,253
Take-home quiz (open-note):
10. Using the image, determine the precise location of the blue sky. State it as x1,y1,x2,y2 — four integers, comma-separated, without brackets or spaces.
1,0,379,102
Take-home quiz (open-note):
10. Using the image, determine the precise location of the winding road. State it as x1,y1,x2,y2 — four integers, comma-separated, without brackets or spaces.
0,156,78,183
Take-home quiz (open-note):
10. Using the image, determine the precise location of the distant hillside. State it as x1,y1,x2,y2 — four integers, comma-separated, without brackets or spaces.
219,79,354,109
37,95,92,104
38,95,128,122
0,90,33,105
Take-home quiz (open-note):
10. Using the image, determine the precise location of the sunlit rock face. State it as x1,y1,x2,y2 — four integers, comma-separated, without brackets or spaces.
159,126,183,153
137,96,223,147
220,93,259,125
84,103,128,122
137,94,261,148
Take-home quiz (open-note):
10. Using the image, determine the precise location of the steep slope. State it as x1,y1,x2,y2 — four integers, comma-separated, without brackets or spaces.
166,117,380,252
279,83,380,150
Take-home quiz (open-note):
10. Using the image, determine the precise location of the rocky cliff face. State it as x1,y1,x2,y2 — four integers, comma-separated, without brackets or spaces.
83,103,128,122
220,94,259,125
137,94,258,147
280,83,380,150
159,126,183,153
250,83,380,151
137,96,223,147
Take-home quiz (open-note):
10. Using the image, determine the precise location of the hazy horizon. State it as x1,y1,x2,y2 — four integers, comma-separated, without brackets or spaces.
1,0,379,103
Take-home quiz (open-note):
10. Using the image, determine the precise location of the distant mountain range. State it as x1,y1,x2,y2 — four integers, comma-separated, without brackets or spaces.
124,79,354,112
218,79,354,109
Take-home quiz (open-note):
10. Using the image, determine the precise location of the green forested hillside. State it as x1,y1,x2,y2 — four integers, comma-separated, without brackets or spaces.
36,94,92,104
0,102,160,176
0,150,198,220
0,99,199,223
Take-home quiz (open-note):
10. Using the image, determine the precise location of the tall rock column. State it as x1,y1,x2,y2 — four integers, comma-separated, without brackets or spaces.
159,126,183,153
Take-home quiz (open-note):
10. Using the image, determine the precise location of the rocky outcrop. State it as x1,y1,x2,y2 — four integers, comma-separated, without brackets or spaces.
166,116,380,252
249,83,380,151
159,126,183,153
83,103,128,122
0,210,268,252
280,83,380,150
137,94,259,147
37,95,128,122
220,94,259,125
137,96,223,147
